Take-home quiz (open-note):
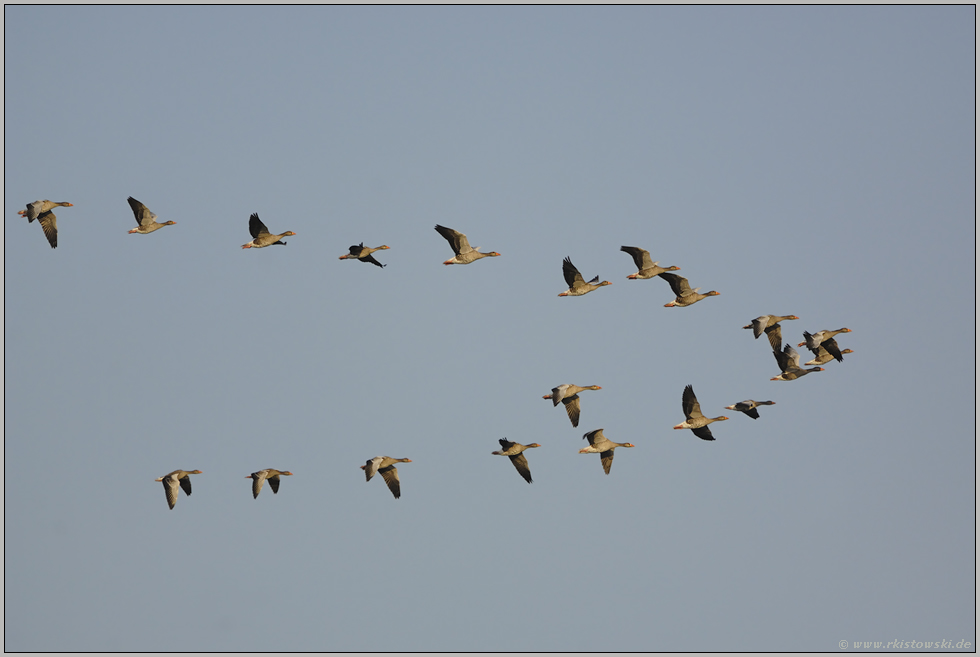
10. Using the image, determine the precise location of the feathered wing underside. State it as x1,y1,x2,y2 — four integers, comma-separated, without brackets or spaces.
764,324,783,351
251,473,266,498
744,407,761,419
37,211,58,248
562,257,585,288
249,213,270,238
163,477,180,509
562,394,581,427
498,438,517,451
682,385,703,420
600,450,615,474
379,465,401,499
508,453,533,483
179,474,193,497
268,474,281,494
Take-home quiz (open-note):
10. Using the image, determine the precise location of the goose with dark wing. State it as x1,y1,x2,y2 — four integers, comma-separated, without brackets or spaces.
492,439,540,483
558,257,611,296
673,385,728,440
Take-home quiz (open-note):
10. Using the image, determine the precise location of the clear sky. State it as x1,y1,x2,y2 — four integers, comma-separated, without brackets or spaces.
4,6,975,652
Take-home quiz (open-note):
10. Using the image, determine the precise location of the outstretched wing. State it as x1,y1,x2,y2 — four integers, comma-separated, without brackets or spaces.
508,453,533,483
600,450,615,474
249,213,270,238
764,324,783,351
620,246,652,270
658,272,690,296
821,337,845,363
361,253,385,268
37,211,58,249
498,438,517,451
250,472,266,498
562,394,582,428
682,384,703,420
562,257,584,288
692,426,716,441
379,465,401,499
127,196,157,227
434,225,472,255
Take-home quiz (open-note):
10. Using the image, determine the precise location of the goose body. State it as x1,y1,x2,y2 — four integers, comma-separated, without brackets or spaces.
246,468,293,498
620,246,680,279
339,242,389,267
771,344,824,381
434,224,499,265
492,438,540,483
19,200,73,248
127,196,176,234
242,213,295,248
725,399,775,420
801,338,853,366
673,385,728,440
20,200,73,221
361,456,412,499
543,383,601,428
558,257,611,296
743,315,799,351
798,328,851,358
154,469,202,510
578,428,634,474
658,273,718,307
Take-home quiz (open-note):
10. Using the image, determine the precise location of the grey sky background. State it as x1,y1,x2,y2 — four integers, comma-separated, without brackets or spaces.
4,6,975,652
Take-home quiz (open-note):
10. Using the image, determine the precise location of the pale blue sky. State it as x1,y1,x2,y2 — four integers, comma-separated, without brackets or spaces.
4,6,975,652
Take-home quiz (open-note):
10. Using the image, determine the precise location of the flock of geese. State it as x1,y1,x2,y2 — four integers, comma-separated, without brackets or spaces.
16,197,853,508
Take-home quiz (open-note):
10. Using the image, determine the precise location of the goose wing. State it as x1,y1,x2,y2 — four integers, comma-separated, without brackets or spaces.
764,324,783,351
434,225,472,255
37,211,58,248
250,471,267,498
379,465,401,499
821,337,845,363
562,257,585,288
620,246,653,270
682,384,704,420
561,394,582,428
599,450,615,474
508,453,533,483
249,213,271,238
692,426,716,441
363,456,383,482
658,272,690,297
127,196,157,227
162,475,180,509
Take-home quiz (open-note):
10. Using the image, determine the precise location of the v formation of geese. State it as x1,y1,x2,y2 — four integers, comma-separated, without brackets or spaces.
15,198,852,505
